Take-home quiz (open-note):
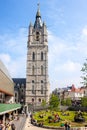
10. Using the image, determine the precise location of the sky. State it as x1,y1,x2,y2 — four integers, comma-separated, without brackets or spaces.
0,0,87,91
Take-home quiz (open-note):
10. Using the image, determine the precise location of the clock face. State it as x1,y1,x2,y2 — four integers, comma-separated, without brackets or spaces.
36,31,40,41
36,35,40,41
33,36,39,41
33,31,41,43
33,34,40,41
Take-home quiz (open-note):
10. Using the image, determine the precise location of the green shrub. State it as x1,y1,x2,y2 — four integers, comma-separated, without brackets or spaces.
48,116,54,120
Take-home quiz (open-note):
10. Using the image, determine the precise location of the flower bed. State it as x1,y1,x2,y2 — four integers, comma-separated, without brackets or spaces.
32,110,87,128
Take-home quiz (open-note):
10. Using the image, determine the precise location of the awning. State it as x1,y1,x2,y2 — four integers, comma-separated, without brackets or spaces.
0,103,21,115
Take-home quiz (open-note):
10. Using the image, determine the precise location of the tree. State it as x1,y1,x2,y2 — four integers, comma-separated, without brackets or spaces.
41,99,46,108
61,99,66,106
81,97,87,107
66,98,72,106
49,94,59,109
61,98,72,106
81,59,87,86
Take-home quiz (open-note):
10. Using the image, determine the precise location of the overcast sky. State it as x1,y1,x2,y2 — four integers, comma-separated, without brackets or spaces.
0,0,87,91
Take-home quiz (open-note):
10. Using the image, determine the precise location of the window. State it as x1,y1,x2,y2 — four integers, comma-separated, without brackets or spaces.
41,80,43,94
39,98,41,102
32,52,35,61
32,66,35,75
21,84,24,87
17,83,20,87
41,85,43,94
32,80,35,94
32,98,34,102
36,32,39,35
32,80,34,83
32,85,35,94
21,89,23,93
41,52,43,60
41,66,43,75
41,80,43,83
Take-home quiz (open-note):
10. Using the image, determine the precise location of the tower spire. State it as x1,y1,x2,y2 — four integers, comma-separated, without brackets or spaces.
37,3,40,10
34,3,42,28
36,3,41,18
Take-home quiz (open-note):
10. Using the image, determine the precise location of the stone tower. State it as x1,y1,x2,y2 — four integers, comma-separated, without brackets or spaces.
26,6,50,109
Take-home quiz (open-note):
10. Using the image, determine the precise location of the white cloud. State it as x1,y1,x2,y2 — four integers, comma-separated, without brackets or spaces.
55,61,81,73
7,57,26,78
82,27,87,36
48,29,87,91
0,28,27,55
0,54,11,63
0,28,27,78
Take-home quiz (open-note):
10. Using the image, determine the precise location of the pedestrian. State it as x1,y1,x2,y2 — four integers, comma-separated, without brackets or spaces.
11,123,16,130
67,122,71,130
8,124,11,130
0,120,5,130
0,125,5,130
64,122,68,130
0,124,3,130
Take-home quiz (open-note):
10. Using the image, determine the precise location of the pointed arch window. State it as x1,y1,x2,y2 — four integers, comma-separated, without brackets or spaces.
41,66,43,75
39,98,41,102
32,98,34,102
32,66,35,75
32,85,35,94
32,80,35,94
41,80,43,94
32,52,35,61
21,84,24,87
32,80,34,83
41,80,43,83
41,52,43,60
41,85,43,94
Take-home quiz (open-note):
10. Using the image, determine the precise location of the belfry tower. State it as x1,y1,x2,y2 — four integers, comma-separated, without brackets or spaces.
26,5,50,109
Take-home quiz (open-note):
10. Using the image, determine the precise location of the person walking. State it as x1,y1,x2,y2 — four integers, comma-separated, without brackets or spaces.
64,122,68,130
67,122,71,130
11,123,16,130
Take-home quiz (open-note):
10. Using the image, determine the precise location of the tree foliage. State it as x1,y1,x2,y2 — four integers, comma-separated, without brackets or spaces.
61,99,66,106
81,59,87,86
66,98,72,106
61,98,72,106
41,99,46,108
49,94,59,109
81,97,87,107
